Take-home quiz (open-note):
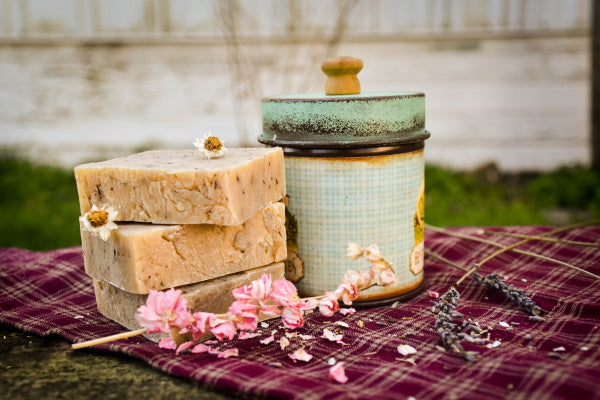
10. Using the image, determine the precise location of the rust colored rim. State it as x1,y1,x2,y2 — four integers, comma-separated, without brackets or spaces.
350,279,425,308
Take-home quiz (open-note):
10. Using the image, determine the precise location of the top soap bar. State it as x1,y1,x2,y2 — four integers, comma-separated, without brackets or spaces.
75,148,285,225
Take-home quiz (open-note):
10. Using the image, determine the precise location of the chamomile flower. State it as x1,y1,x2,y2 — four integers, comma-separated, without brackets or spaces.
79,205,119,241
193,133,227,159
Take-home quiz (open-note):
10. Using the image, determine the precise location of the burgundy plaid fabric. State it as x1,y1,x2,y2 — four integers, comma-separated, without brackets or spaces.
1,226,599,400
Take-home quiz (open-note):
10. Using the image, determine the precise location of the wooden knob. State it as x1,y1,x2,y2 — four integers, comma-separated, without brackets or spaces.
321,56,363,95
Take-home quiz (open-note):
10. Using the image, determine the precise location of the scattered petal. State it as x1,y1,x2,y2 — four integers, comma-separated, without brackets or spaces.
428,291,440,299
322,328,344,343
218,348,239,358
260,335,275,345
329,362,348,383
552,346,566,352
357,320,364,328
74,315,84,319
268,362,282,368
487,340,502,349
397,344,417,356
260,321,269,328
279,336,290,350
191,343,210,353
158,338,177,350
581,346,589,351
521,278,527,283
499,322,510,328
334,321,349,328
238,331,260,340
327,357,337,366
289,348,313,362
285,332,297,339
204,340,219,345
176,341,194,354
299,334,314,340
339,308,356,316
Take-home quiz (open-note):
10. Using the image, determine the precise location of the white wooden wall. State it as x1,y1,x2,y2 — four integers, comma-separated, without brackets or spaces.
0,0,590,40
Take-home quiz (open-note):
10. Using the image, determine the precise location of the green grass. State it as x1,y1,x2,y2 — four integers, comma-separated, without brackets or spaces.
0,150,598,250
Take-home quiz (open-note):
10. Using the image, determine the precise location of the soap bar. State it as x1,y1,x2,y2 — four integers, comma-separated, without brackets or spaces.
93,262,285,342
82,202,286,294
74,148,285,225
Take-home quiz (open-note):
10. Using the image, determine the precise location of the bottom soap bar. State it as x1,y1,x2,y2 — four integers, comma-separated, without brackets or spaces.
93,262,285,342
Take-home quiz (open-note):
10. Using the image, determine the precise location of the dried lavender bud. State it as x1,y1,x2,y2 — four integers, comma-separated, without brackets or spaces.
431,287,475,361
473,273,545,316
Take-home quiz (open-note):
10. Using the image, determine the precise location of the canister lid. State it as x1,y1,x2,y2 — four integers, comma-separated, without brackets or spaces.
258,57,429,150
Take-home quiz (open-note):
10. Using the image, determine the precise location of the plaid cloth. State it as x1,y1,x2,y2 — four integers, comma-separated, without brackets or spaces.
0,226,599,400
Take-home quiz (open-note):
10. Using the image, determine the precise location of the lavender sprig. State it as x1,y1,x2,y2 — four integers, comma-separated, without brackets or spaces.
432,287,479,361
473,273,545,319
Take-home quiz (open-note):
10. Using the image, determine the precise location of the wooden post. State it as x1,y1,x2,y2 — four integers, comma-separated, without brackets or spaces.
593,1,600,170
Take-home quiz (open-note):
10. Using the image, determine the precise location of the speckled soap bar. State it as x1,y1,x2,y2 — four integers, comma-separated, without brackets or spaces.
93,261,285,342
81,202,286,294
74,148,285,225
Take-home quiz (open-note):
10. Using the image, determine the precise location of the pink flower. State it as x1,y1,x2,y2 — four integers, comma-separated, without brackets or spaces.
210,318,237,341
335,283,360,305
135,288,191,334
318,292,340,317
428,291,440,299
158,338,177,350
289,348,313,362
281,305,305,330
233,273,273,303
229,300,259,331
374,270,396,286
181,311,216,341
270,279,299,306
343,269,372,290
218,348,239,358
329,362,348,383
339,307,356,316
258,303,282,318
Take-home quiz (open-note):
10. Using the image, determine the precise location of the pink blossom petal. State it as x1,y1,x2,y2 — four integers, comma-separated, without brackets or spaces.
175,341,194,355
238,331,261,340
289,348,313,362
191,343,210,353
428,291,440,299
158,338,177,350
329,362,348,383
218,348,239,358
281,305,306,330
339,308,356,316
260,335,275,345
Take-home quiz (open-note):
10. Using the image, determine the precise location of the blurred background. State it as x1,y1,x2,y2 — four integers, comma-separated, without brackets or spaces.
0,0,598,250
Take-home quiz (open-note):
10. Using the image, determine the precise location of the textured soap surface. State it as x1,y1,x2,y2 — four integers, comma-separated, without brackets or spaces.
82,202,286,294
74,148,285,225
93,262,285,342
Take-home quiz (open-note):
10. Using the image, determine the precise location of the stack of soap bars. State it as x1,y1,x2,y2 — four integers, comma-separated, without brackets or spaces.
74,148,287,340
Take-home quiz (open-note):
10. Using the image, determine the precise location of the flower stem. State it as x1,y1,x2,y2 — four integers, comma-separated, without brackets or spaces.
424,249,469,272
425,223,600,281
71,328,147,350
479,230,600,247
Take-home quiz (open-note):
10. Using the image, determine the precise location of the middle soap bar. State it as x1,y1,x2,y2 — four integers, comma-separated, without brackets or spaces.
82,202,286,294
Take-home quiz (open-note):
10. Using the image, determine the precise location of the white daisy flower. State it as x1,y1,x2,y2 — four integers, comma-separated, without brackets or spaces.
193,133,227,159
79,205,119,241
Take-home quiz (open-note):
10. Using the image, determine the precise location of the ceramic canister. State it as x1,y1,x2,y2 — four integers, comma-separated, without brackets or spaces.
258,57,430,306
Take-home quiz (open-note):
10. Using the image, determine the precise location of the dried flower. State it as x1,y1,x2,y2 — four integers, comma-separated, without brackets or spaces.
79,205,119,241
329,362,348,383
339,308,356,316
322,328,344,344
279,336,290,350
193,133,227,159
260,335,275,345
319,292,340,317
346,243,364,260
218,348,239,358
158,338,177,350
473,273,545,317
135,288,191,334
431,287,479,361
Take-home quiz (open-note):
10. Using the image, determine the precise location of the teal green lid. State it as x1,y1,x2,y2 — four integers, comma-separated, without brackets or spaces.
259,91,427,149
258,57,428,150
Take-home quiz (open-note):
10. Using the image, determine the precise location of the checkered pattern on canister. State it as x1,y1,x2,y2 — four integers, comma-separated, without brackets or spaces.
285,150,425,298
